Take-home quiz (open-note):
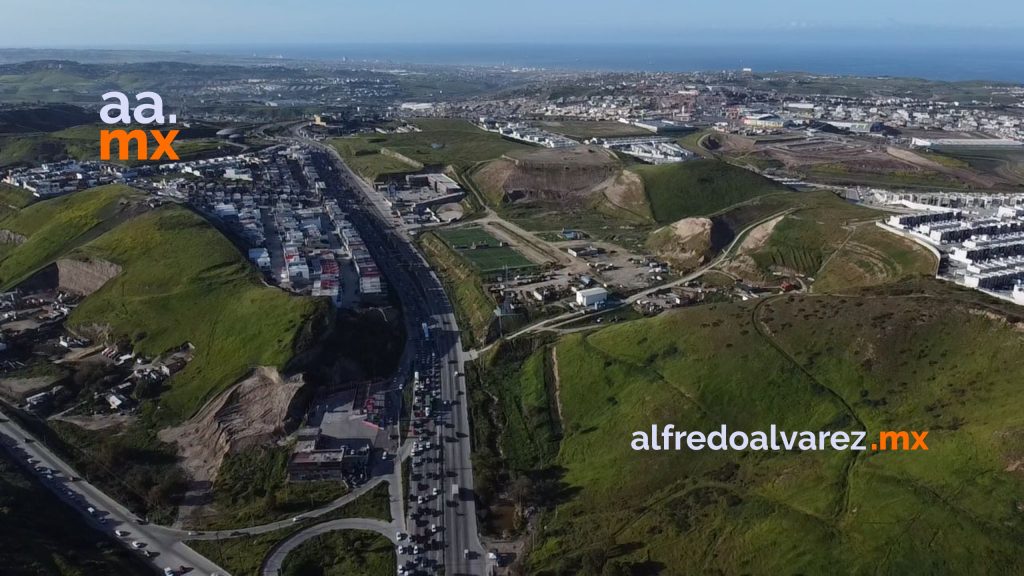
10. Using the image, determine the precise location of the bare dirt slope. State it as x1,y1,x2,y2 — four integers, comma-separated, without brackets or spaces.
473,146,639,208
647,217,713,268
159,366,304,485
56,257,121,296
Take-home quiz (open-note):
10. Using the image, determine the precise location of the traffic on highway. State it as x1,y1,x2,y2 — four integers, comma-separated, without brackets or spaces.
308,139,489,575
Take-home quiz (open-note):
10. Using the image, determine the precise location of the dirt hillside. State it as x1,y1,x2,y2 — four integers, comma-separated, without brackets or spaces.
473,146,632,206
647,217,714,268
159,366,305,484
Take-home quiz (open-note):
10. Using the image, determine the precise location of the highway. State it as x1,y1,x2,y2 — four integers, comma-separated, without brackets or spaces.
0,415,230,576
304,136,488,575
0,133,488,576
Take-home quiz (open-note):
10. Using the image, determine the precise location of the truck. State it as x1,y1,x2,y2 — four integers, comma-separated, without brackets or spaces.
451,482,460,499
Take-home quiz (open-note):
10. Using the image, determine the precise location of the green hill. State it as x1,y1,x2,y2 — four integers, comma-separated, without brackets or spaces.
0,104,93,134
68,205,325,419
0,184,142,288
331,119,534,180
0,185,324,418
499,281,1024,575
635,159,791,224
0,183,33,220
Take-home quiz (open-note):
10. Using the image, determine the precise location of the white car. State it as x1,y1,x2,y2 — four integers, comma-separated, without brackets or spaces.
131,540,145,549
164,569,175,576
114,529,129,537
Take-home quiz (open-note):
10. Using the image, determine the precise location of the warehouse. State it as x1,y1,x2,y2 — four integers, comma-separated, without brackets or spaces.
575,287,609,308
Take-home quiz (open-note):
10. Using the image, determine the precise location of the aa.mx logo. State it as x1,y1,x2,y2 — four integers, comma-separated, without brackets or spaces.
99,91,179,161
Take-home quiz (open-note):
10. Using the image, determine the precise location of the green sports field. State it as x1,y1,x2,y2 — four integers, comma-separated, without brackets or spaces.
436,226,536,275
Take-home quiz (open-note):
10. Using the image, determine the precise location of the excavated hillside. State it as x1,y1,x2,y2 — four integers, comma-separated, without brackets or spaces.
56,257,121,295
647,217,715,269
158,366,306,484
474,146,638,207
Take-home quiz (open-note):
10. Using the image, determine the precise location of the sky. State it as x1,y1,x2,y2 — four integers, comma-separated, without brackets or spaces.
2,0,1023,47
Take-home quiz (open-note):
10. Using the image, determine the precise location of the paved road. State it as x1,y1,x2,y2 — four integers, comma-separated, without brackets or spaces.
261,518,397,575
0,415,230,576
305,136,489,575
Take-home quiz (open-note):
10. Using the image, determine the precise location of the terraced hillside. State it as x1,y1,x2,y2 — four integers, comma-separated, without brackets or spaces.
471,145,652,223
522,281,1024,575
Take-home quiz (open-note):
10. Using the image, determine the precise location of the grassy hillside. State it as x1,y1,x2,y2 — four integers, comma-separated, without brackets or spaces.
533,120,650,140
331,119,534,180
524,282,1024,575
814,224,937,291
635,159,791,224
0,183,33,219
279,530,395,576
0,122,233,167
0,104,93,134
418,231,495,346
0,450,152,576
68,206,325,420
0,184,141,288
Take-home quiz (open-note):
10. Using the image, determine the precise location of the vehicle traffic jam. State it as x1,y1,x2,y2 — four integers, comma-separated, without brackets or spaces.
399,328,453,576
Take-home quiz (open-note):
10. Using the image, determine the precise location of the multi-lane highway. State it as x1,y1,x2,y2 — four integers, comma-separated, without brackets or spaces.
0,416,230,576
305,138,488,575
0,134,488,576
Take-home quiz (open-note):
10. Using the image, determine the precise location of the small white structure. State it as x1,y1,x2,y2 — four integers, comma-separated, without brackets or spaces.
576,287,609,308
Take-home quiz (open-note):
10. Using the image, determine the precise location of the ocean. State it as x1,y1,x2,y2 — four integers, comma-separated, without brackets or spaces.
196,42,1024,83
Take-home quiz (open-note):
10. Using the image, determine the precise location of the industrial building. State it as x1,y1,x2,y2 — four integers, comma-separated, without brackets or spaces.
288,427,371,481
575,287,609,308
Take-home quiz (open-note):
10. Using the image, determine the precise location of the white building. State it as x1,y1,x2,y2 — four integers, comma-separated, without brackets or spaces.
576,287,609,307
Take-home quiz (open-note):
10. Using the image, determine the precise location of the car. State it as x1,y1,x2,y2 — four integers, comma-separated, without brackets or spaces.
115,529,129,537
464,548,470,559
131,540,145,549
164,568,175,576
396,531,407,541
292,516,302,522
